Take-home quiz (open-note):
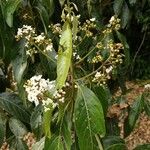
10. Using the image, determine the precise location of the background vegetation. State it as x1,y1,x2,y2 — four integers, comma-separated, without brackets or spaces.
0,0,150,150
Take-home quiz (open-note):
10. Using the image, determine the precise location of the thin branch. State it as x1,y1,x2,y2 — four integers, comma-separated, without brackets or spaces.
131,29,147,74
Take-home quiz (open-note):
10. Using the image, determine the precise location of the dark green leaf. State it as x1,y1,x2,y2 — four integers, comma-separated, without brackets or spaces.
40,51,57,81
4,0,21,27
133,144,150,150
102,136,125,150
9,118,28,138
30,105,43,138
62,117,72,150
30,105,43,130
44,136,64,150
42,0,54,17
12,39,27,85
113,0,124,15
35,4,49,33
74,85,105,150
106,143,127,150
92,86,110,115
144,98,150,116
56,21,72,89
121,2,131,28
0,92,30,123
124,95,143,136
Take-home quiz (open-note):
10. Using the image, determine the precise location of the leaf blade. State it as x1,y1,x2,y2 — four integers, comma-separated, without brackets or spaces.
56,21,72,89
4,0,21,27
74,85,106,150
0,92,30,123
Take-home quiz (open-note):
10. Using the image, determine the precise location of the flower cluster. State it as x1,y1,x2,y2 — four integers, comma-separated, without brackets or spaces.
91,54,103,63
108,15,121,30
92,66,113,85
15,25,53,57
103,15,121,34
49,23,62,35
79,18,96,37
108,41,124,66
24,75,67,112
15,25,35,41
24,75,55,106
92,41,123,85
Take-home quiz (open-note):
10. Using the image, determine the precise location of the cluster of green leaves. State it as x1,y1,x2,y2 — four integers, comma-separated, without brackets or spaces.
0,0,150,150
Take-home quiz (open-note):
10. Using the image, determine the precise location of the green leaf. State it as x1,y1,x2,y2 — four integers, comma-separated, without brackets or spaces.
42,0,55,17
92,86,110,115
121,2,131,28
143,91,150,115
9,117,28,138
144,98,150,116
62,117,72,150
0,92,30,123
133,144,150,150
32,137,45,150
106,143,127,150
35,4,49,34
113,0,124,15
16,138,28,150
74,85,106,150
56,21,72,89
72,15,79,41
30,105,43,138
4,0,21,27
124,95,143,136
44,136,64,150
12,39,27,85
102,136,125,150
43,108,53,138
30,105,42,130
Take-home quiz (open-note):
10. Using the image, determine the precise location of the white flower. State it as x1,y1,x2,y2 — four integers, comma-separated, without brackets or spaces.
109,16,115,24
45,44,53,51
59,97,65,103
90,18,96,22
73,52,77,57
76,55,81,60
24,75,65,110
34,34,45,43
95,72,101,78
106,66,113,74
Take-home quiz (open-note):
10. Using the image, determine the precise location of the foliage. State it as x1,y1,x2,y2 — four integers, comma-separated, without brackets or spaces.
0,0,150,150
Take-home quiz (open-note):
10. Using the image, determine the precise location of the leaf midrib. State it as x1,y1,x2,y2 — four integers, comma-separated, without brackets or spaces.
79,86,93,148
